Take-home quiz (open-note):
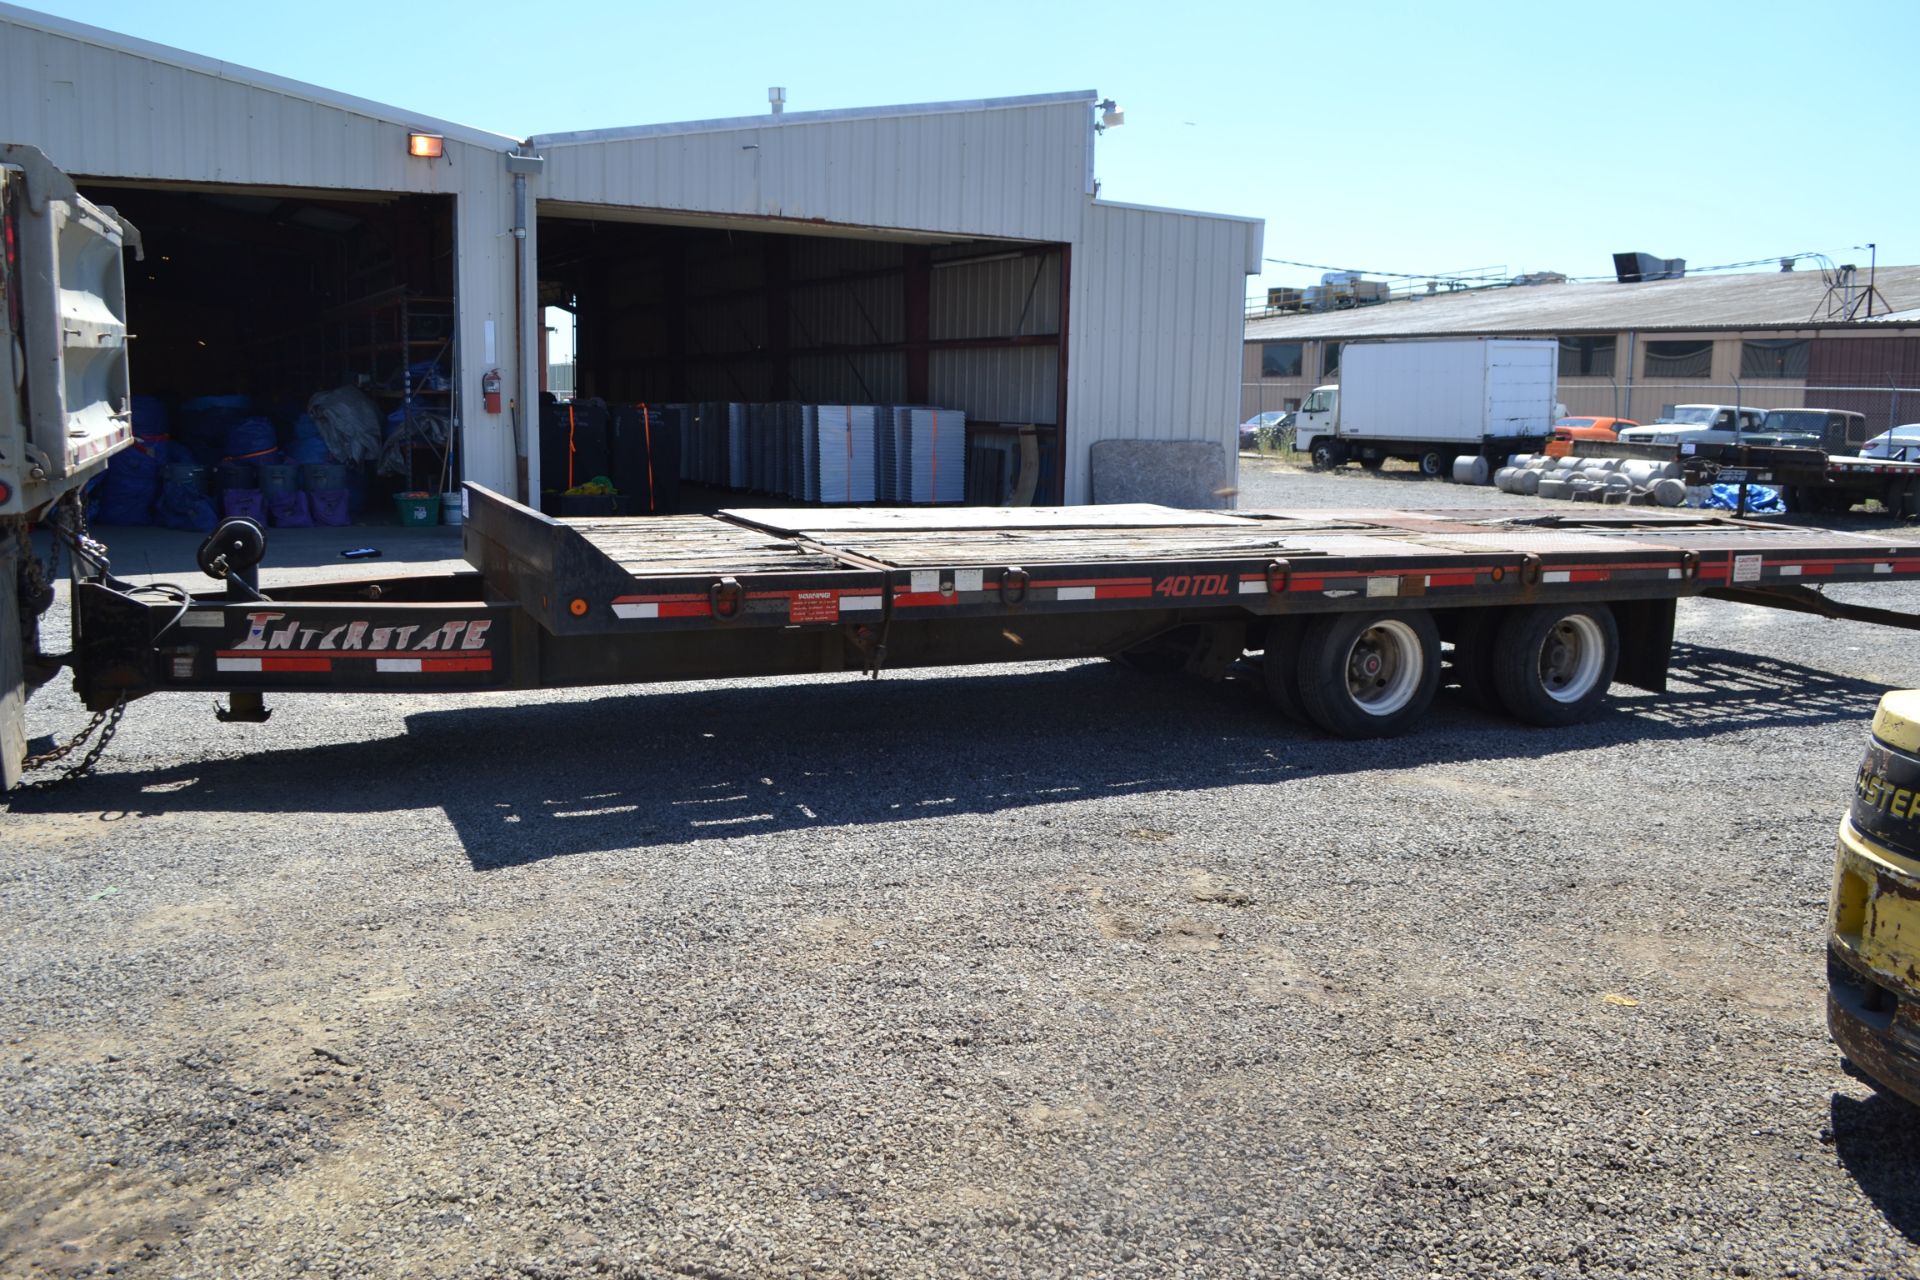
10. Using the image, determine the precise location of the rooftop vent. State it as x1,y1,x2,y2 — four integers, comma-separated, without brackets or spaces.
1613,252,1685,283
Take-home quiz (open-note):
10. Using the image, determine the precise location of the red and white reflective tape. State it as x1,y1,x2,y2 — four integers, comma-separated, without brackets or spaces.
215,652,491,674
612,595,709,620
1034,578,1153,603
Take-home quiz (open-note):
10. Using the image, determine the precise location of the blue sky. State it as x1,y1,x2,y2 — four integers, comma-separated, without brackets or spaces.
22,0,1919,304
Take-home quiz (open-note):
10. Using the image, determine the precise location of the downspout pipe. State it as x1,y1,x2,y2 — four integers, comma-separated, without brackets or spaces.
505,148,545,503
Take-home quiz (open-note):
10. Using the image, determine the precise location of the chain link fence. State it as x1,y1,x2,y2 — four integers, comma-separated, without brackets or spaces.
1241,381,1920,444
1553,383,1919,435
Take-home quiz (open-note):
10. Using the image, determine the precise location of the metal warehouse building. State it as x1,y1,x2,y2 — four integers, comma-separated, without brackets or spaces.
1,4,1262,508
1243,266,1920,435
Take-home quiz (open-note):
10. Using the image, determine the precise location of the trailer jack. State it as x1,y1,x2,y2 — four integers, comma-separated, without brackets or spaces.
215,692,271,724
202,519,272,724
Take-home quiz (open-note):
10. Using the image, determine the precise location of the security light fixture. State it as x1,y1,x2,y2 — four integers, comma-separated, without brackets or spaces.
408,133,444,159
1095,98,1124,130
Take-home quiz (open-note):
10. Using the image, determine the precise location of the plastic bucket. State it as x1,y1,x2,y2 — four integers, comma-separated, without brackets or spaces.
441,491,464,526
214,462,257,492
259,463,301,497
300,462,349,492
159,463,209,496
394,493,440,527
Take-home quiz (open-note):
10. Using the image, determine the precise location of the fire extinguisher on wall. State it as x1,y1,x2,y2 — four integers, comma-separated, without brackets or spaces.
482,368,502,415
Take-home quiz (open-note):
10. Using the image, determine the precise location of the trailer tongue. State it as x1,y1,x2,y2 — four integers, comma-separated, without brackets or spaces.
37,483,1920,779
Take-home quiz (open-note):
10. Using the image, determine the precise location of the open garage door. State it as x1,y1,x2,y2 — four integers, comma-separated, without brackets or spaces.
79,181,457,529
536,205,1066,512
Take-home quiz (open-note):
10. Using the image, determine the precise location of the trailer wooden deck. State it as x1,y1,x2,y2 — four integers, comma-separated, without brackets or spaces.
457,485,1920,636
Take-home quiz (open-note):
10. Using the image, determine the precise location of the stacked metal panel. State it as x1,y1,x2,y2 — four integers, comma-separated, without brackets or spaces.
726,402,750,489
807,405,878,504
894,406,967,504
747,402,771,492
872,404,900,501
672,401,963,504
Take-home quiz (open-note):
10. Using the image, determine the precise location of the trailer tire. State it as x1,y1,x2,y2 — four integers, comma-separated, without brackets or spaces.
1358,455,1385,471
1261,616,1307,722
1295,609,1441,738
1418,450,1449,478
1491,604,1619,727
1310,441,1347,471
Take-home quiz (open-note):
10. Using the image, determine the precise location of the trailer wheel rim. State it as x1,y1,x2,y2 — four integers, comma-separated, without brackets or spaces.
1343,619,1424,716
1538,614,1607,704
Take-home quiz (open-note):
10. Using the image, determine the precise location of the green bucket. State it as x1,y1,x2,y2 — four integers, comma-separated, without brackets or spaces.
394,493,440,527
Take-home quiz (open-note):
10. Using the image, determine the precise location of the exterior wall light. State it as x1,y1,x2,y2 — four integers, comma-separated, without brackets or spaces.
408,133,444,159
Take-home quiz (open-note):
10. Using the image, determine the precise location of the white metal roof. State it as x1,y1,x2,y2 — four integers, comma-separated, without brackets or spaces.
1245,266,1920,340
529,91,1100,147
0,2,520,150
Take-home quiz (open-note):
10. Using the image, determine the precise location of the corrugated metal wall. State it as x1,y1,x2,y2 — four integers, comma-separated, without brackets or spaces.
931,252,1061,339
533,97,1094,245
0,11,526,497
1066,201,1257,504
1808,336,1920,433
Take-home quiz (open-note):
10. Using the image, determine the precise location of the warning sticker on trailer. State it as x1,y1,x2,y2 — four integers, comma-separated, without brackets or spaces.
790,590,840,624
1732,554,1763,584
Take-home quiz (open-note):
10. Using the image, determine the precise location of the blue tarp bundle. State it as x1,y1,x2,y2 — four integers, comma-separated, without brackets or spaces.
223,415,278,460
285,434,331,464
130,395,169,441
1704,482,1786,515
96,441,162,525
154,481,217,532
177,395,250,465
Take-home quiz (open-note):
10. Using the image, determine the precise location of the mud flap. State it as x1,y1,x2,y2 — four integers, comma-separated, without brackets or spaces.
2,535,25,792
1611,597,1676,694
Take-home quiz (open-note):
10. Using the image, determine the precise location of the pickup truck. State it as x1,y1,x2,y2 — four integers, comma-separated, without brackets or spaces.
1742,408,1870,454
1614,404,1768,448
2,144,137,789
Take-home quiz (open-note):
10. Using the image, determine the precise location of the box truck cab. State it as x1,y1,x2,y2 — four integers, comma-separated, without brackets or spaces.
1292,339,1559,477
1293,384,1342,461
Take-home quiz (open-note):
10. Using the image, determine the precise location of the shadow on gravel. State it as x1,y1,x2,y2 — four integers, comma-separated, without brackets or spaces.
1830,1091,1920,1243
9,642,1892,866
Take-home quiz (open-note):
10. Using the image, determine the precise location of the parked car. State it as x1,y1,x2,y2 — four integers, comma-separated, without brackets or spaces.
1553,416,1636,441
1544,416,1637,457
1743,408,1870,453
1615,404,1767,448
1239,410,1291,451
1860,424,1920,461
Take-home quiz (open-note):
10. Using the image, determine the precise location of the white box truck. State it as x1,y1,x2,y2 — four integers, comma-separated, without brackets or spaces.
1292,338,1559,477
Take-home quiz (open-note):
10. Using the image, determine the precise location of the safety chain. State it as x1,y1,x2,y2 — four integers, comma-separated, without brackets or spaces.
16,692,126,791
12,494,125,794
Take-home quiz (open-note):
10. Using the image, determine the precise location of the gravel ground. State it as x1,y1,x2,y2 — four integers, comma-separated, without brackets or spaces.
5,469,1920,1279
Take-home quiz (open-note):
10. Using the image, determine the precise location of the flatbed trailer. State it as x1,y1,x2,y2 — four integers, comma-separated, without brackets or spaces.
34,483,1920,765
1566,439,1920,518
